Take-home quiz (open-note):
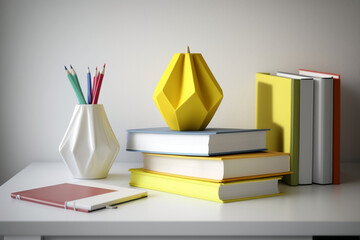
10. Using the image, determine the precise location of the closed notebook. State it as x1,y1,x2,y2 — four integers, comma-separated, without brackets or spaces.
11,182,147,212
256,73,300,186
129,168,282,203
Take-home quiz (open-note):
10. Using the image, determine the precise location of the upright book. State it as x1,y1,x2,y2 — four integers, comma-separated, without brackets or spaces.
255,73,300,186
299,69,339,184
129,168,282,203
276,72,314,185
143,151,291,182
126,127,268,156
11,182,147,212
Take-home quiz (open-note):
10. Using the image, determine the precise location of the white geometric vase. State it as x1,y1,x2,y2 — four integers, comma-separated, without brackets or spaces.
59,104,120,179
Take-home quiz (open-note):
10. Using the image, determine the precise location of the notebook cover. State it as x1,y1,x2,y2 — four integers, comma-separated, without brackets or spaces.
11,183,117,212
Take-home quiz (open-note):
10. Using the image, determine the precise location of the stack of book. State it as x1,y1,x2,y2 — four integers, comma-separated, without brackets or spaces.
256,69,340,185
126,128,291,203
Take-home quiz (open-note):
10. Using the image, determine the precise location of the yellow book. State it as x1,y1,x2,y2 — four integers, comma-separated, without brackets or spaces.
129,168,282,203
255,73,300,185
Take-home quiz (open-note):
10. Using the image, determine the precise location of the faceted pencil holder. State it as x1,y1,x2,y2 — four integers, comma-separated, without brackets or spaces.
59,104,120,179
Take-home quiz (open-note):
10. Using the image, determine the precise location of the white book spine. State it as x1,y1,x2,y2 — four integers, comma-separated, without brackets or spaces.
275,72,315,185
312,77,333,184
299,80,314,184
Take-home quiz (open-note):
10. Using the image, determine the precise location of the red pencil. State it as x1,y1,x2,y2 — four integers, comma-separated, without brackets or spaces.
92,67,98,102
92,64,106,104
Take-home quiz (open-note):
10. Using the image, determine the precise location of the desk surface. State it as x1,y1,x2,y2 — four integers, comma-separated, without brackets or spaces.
0,161,360,237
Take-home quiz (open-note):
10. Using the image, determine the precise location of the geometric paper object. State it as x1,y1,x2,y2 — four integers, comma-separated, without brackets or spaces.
59,104,120,179
153,47,223,131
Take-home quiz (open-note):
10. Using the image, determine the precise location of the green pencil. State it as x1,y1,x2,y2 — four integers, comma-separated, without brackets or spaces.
64,66,86,104
70,65,86,104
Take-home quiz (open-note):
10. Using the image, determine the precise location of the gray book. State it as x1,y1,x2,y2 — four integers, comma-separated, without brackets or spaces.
276,72,314,185
299,72,333,184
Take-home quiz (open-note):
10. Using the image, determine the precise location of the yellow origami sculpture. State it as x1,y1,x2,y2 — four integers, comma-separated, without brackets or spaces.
153,47,223,131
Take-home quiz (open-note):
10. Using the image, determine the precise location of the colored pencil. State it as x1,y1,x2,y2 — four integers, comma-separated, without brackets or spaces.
92,64,106,104
87,67,92,104
69,65,86,104
64,66,86,104
92,67,98,101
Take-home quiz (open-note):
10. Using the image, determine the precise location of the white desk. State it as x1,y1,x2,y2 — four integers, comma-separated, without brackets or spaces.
0,162,360,240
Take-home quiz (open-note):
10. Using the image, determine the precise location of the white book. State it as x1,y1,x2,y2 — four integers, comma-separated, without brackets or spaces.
142,151,291,182
299,70,333,184
126,128,268,156
276,72,314,184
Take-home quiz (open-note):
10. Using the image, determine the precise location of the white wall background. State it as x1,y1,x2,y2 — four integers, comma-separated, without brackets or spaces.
0,0,359,185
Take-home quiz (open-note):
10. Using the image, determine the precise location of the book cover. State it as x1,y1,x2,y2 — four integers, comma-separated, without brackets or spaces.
299,69,339,184
256,73,300,186
276,72,314,185
129,168,282,203
11,182,147,212
142,168,292,183
143,151,291,182
127,127,267,135
126,127,269,156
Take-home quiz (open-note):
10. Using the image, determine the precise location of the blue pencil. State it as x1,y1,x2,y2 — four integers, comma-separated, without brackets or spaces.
87,67,92,104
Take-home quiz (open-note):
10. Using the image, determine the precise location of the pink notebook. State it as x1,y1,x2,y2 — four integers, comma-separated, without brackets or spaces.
11,183,147,212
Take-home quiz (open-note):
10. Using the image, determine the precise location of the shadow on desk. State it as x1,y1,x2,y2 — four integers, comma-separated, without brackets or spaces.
314,236,359,240
98,173,130,183
78,173,131,187
339,163,360,184
0,235,358,240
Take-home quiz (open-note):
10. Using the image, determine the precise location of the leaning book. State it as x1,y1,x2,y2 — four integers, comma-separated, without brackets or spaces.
129,169,282,203
11,182,147,212
143,151,291,182
126,127,268,156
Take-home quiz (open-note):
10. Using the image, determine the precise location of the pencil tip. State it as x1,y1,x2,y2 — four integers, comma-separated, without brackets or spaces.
103,64,106,68
70,65,73,69
64,66,67,70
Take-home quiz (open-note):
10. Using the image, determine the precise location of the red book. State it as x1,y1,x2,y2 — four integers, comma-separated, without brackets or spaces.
11,183,147,212
299,69,341,184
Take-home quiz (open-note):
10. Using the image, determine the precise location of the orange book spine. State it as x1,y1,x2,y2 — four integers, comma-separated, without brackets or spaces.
333,78,341,184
